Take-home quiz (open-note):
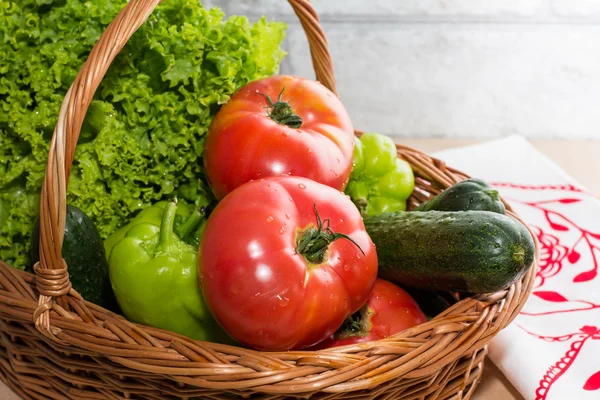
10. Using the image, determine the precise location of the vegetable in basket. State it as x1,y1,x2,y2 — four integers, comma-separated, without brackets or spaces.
310,279,427,349
415,178,506,214
203,75,355,200
104,200,206,257
107,201,226,342
30,204,116,309
364,210,535,293
345,132,415,216
199,177,378,351
0,0,287,270
402,286,458,320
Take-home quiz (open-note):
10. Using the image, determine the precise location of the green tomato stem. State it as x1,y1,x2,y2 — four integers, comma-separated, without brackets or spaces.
296,204,365,265
334,304,372,340
259,87,302,129
157,201,178,253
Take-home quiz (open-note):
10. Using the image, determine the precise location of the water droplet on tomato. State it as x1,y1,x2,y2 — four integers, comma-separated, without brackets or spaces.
298,183,307,189
282,132,288,137
266,216,274,222
279,227,285,234
230,283,241,294
339,219,344,223
288,197,293,202
343,264,350,272
333,306,337,312
285,213,290,219
329,294,334,300
208,271,215,279
277,294,289,307
307,149,312,154
258,330,263,336
336,158,340,163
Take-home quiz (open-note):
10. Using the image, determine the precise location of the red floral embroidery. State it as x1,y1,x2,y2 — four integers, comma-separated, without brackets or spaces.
532,226,568,288
499,196,600,284
518,325,600,400
490,182,600,399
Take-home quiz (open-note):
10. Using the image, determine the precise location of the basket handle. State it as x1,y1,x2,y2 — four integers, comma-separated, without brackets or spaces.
34,0,336,339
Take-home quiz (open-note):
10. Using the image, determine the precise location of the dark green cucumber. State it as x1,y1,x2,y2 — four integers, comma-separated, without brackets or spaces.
415,178,506,214
30,204,116,309
401,287,458,320
365,211,535,293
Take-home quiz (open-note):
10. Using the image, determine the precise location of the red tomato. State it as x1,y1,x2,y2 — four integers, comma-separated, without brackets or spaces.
199,177,378,350
310,279,427,349
203,75,355,200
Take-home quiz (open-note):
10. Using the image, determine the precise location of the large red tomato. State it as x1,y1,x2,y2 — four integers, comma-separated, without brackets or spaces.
310,279,427,349
203,75,355,200
198,177,378,350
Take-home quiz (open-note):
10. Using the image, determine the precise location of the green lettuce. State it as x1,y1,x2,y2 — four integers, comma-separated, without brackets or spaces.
0,0,286,269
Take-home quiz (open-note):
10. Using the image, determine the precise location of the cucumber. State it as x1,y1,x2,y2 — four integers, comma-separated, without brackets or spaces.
364,211,535,293
402,286,457,320
30,204,117,309
415,178,505,214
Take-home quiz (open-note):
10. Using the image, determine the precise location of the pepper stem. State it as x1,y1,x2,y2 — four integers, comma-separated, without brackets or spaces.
176,207,206,243
157,200,178,253
259,87,303,129
296,204,365,264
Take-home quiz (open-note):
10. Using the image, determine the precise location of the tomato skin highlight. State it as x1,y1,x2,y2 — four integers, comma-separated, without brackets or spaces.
310,279,428,349
204,75,355,200
198,177,378,350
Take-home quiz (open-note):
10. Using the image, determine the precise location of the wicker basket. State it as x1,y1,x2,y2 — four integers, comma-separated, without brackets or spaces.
0,0,539,398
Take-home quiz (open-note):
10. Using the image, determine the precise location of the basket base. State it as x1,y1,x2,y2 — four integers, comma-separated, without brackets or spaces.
0,311,486,400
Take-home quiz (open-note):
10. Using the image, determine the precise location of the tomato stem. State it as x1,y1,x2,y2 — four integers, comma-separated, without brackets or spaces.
259,87,303,129
296,204,365,264
334,305,371,339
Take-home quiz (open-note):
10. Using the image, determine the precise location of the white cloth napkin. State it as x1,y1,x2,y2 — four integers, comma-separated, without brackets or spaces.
432,135,600,400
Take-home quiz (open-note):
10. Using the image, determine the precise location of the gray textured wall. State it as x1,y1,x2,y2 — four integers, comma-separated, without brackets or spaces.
206,1,600,139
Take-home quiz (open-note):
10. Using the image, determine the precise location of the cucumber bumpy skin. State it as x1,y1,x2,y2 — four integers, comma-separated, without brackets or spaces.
364,210,535,293
415,178,506,214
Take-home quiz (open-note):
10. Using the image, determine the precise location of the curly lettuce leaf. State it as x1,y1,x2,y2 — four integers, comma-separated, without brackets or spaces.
0,0,286,269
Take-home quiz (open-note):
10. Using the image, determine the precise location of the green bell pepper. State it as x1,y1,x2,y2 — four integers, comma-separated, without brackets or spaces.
104,200,206,257
346,132,415,216
106,201,225,342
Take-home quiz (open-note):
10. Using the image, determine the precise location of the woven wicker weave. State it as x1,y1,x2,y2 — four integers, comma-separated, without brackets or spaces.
0,0,539,399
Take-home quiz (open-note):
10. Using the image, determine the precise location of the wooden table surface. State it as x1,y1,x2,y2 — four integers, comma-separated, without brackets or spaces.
1,138,597,400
